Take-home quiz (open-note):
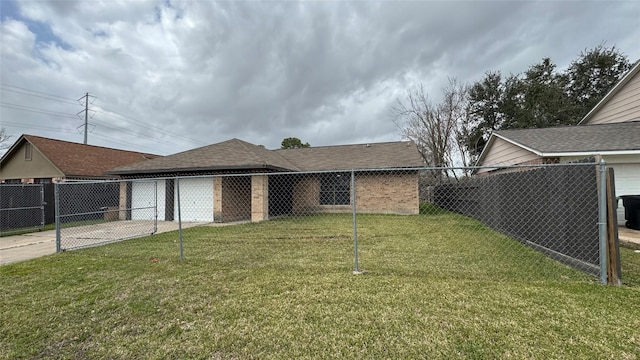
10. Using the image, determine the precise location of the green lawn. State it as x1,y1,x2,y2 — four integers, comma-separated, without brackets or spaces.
1,213,639,359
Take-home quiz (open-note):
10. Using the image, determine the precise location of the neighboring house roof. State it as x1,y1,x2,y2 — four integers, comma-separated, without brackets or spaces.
477,121,640,165
108,138,424,175
578,59,640,125
0,134,160,178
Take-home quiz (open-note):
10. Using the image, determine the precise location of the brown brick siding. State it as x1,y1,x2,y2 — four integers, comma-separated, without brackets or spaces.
291,172,419,215
214,176,251,222
355,172,418,214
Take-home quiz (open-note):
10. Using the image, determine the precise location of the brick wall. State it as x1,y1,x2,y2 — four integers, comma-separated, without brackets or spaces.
291,172,419,215
355,172,419,214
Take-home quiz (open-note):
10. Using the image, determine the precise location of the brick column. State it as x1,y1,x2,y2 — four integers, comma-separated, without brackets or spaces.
119,181,128,220
251,175,269,222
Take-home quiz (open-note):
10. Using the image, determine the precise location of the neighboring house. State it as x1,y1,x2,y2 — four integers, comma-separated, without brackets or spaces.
107,138,424,223
0,134,160,183
476,60,640,224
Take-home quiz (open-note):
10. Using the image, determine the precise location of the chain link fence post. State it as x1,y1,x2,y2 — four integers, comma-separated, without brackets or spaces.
598,159,608,284
55,182,61,253
352,170,361,274
39,184,45,231
176,177,183,262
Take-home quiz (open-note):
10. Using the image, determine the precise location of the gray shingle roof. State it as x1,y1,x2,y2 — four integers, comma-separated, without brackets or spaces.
495,121,640,154
108,139,424,175
276,141,424,171
108,139,299,174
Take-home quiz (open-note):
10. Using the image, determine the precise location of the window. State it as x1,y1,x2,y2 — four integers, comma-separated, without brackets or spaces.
25,143,32,161
319,172,350,205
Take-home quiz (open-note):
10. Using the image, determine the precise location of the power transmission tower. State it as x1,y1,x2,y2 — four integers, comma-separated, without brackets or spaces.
77,93,96,144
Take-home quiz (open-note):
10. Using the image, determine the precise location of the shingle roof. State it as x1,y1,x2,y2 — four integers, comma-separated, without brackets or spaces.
108,139,424,175
494,121,640,154
108,138,301,174
1,135,161,177
275,141,424,171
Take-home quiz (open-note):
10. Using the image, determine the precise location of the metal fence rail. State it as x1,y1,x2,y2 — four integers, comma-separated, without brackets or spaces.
48,161,622,283
0,184,44,235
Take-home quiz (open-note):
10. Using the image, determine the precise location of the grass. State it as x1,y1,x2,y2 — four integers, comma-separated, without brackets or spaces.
1,213,640,359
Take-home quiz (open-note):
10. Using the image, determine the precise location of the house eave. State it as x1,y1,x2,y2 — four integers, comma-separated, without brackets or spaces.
541,150,640,158
106,164,295,175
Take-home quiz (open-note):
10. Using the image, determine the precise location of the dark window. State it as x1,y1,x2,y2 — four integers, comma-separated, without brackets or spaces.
319,173,350,205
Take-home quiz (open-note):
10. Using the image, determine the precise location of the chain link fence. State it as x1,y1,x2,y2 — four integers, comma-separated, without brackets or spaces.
0,184,45,236
45,161,625,283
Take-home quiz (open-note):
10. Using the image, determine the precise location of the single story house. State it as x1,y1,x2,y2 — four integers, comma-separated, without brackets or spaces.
0,134,160,183
107,139,424,223
476,60,640,223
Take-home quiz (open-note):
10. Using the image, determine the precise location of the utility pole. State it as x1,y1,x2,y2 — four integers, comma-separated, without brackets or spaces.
83,92,88,144
76,93,95,144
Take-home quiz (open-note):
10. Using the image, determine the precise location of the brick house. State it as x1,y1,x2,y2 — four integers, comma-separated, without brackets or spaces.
107,139,424,223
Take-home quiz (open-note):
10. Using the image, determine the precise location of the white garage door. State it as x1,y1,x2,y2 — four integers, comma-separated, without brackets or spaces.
132,180,166,221
611,163,640,225
175,178,214,222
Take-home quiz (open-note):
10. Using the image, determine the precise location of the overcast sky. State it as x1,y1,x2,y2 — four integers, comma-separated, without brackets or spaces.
1,0,639,155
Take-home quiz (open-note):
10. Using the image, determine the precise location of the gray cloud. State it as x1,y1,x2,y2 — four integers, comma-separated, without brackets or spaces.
1,0,639,155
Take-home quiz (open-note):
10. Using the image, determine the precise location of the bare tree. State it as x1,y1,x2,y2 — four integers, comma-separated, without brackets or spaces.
393,79,472,181
0,128,12,151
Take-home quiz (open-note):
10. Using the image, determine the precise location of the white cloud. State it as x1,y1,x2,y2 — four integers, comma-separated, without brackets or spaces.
1,0,639,155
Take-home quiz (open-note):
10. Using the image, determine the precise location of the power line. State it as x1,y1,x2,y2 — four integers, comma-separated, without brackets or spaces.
0,102,78,119
94,119,186,148
93,105,207,147
1,84,209,149
1,121,79,134
0,84,79,105
90,132,166,154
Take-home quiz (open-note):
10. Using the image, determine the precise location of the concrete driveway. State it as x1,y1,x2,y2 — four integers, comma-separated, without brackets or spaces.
0,230,57,266
0,221,208,266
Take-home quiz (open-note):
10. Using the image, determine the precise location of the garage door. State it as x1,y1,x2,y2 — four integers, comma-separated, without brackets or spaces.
175,178,214,222
611,163,640,225
132,180,166,221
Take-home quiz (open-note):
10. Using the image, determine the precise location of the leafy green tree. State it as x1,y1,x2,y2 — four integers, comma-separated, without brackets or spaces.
565,44,631,120
512,58,573,128
466,71,505,159
464,45,629,158
281,137,310,149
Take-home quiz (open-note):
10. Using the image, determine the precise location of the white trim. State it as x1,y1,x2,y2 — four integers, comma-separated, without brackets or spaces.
492,133,543,155
578,60,640,125
545,150,640,157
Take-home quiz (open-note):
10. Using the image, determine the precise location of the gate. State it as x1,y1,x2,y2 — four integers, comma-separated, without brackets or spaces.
0,184,44,235
56,180,158,251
